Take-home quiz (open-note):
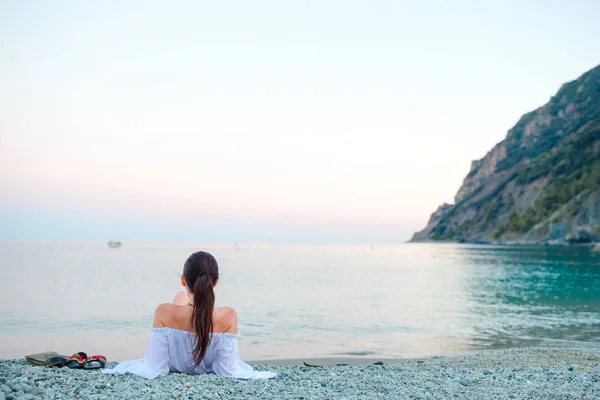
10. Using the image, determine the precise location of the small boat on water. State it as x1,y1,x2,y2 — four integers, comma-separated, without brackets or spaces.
108,241,122,248
593,243,600,252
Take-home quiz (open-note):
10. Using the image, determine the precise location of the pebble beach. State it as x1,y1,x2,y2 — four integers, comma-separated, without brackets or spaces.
1,348,599,399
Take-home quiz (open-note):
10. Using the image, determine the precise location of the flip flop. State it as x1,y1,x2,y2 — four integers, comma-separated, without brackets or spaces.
44,356,68,368
65,352,88,369
83,355,107,369
25,351,68,367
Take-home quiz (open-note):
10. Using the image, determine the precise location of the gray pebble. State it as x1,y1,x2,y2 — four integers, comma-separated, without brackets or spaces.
1,348,600,399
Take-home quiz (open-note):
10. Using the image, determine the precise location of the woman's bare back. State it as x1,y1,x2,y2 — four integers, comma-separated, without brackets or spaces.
153,302,238,334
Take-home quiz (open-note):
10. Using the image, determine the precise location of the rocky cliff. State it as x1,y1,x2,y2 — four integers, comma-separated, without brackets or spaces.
411,64,600,244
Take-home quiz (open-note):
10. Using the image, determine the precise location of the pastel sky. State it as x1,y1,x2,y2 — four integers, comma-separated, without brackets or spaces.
1,0,599,243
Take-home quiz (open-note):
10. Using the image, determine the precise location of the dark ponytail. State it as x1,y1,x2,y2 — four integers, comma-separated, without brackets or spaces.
183,251,219,367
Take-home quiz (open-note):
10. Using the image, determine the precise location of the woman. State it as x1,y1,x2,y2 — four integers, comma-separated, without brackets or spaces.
102,251,276,379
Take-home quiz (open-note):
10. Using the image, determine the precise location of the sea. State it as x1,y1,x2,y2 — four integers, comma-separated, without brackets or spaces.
1,242,599,362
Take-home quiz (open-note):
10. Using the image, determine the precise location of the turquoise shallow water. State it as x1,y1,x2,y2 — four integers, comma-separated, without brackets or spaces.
0,242,599,361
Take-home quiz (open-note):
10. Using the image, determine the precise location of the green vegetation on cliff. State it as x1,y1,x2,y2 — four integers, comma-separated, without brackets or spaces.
412,64,600,244
495,123,600,237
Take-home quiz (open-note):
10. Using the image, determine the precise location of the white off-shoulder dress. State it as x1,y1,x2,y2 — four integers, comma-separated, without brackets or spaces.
102,327,276,380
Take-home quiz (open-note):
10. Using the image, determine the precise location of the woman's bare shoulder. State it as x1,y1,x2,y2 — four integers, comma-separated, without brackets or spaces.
214,306,238,333
156,302,177,312
153,303,180,328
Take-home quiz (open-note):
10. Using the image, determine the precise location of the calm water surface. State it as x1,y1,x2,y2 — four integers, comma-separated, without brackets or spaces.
0,242,599,361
